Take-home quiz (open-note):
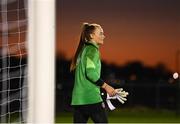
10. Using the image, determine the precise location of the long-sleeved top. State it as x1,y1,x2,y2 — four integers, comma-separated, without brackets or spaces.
71,41,104,105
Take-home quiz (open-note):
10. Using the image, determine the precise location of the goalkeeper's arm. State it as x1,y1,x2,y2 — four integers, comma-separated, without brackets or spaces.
101,83,117,97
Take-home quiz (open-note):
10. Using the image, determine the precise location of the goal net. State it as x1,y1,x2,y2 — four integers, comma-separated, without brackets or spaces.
0,0,27,122
1,0,55,123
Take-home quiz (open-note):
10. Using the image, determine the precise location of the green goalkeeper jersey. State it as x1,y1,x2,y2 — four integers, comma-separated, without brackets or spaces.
71,41,104,105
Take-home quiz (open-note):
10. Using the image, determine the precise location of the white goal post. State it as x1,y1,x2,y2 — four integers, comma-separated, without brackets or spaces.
28,0,55,123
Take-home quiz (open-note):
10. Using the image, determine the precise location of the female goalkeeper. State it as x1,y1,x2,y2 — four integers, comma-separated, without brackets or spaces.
70,22,117,123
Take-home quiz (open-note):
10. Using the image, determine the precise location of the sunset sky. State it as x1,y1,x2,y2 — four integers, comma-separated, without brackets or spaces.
56,0,180,72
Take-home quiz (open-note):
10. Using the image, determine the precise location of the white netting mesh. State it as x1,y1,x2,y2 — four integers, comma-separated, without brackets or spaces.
0,0,27,122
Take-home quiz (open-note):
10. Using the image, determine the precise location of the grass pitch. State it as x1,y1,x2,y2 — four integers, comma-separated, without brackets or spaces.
56,107,180,123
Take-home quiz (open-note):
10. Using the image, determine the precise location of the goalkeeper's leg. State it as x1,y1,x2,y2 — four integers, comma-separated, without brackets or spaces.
73,106,89,123
90,102,108,123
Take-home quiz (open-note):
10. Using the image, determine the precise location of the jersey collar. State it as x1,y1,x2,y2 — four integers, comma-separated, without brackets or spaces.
85,41,99,49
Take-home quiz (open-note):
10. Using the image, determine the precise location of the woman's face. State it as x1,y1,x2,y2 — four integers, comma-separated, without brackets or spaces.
91,26,105,45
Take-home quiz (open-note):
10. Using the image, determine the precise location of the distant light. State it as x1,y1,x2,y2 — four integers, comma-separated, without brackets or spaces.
130,74,136,81
173,72,179,79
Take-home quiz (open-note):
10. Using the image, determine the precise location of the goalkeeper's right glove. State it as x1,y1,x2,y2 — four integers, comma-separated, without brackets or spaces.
115,88,129,103
106,88,129,110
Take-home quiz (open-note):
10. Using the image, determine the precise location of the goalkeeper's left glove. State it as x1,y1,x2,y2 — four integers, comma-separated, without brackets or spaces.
106,88,129,110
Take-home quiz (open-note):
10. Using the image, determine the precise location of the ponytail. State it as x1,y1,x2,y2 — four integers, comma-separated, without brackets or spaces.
70,23,89,72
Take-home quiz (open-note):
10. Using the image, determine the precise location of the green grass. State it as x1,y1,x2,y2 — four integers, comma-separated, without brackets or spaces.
56,107,180,123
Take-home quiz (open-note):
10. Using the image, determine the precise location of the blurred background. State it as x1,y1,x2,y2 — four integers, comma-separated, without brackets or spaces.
55,0,180,123
0,0,179,123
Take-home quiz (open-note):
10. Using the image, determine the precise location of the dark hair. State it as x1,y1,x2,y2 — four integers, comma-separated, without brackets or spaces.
70,23,101,71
